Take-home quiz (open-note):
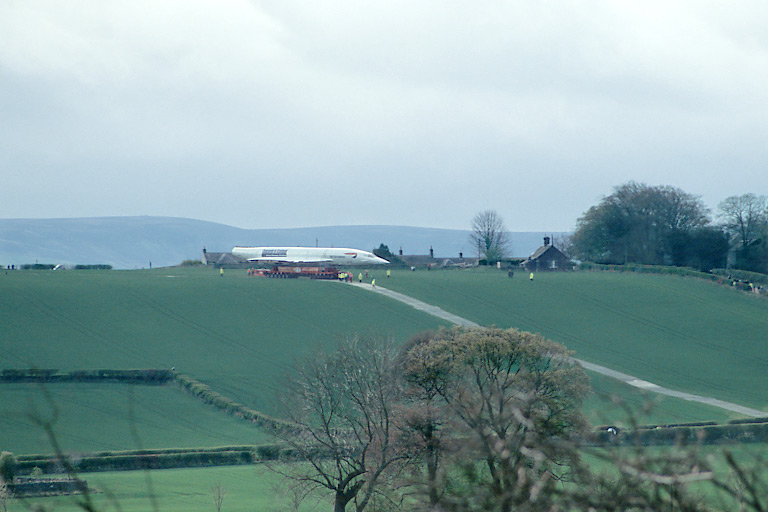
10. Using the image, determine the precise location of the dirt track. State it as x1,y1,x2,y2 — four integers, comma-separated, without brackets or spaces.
350,282,765,418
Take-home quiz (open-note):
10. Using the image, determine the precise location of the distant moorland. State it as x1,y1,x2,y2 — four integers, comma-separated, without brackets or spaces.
0,216,563,269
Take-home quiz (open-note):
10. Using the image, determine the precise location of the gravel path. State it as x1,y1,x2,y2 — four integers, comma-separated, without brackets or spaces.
350,282,765,418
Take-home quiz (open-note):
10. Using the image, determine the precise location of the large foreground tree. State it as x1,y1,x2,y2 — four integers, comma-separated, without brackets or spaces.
401,327,590,511
470,210,511,264
272,336,410,512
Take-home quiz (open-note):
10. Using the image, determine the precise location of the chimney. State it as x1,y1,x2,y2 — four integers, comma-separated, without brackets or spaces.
544,236,550,246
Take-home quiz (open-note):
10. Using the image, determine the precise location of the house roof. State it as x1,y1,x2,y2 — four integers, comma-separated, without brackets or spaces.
528,244,564,261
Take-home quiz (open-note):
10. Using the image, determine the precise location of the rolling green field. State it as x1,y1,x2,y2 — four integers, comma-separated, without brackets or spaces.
1,383,264,454
1,266,764,458
2,265,767,510
0,267,449,412
367,267,768,412
4,464,330,511
7,447,766,512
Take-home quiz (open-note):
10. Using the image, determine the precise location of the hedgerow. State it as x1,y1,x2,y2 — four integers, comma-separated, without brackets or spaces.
173,373,291,431
0,369,174,383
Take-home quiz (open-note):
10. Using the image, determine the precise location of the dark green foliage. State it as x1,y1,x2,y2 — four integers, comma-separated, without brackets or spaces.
734,239,768,274
669,227,730,271
590,421,768,447
179,259,203,266
0,452,15,482
373,243,393,260
74,264,113,270
579,262,725,282
729,417,768,425
0,368,174,383
21,264,56,270
173,373,289,431
14,447,260,474
711,268,768,286
573,182,712,266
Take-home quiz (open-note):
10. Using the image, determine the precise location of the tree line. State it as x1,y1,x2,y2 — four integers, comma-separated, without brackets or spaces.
469,184,767,273
570,182,768,273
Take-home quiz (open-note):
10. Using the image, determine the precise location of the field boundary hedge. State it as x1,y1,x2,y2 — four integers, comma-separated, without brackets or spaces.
173,373,292,431
579,262,722,281
0,368,292,430
711,268,768,286
7,477,88,497
10,445,291,475
579,262,767,294
0,368,174,383
591,417,768,447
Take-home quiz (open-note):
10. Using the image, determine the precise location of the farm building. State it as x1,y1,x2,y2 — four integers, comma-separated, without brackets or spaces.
523,237,570,271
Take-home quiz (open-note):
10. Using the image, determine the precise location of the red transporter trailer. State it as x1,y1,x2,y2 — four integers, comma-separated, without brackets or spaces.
251,266,340,279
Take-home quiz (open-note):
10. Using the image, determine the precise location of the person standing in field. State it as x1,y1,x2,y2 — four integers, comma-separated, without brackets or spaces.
220,268,224,277
529,272,534,281
371,278,376,289
358,272,363,283
386,269,391,278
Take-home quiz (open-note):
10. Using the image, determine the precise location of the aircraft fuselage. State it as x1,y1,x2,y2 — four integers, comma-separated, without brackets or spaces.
231,246,389,266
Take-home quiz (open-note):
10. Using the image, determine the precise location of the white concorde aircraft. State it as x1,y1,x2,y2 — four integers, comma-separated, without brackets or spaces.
231,246,390,266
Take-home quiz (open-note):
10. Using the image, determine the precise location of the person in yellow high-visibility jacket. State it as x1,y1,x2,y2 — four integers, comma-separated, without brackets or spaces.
386,269,391,278
358,273,363,282
371,278,376,289
529,272,534,281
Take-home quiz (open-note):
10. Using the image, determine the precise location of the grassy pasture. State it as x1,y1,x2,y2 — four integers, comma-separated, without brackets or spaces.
0,383,264,454
13,446,768,512
5,464,329,511
0,267,449,413
0,266,761,456
365,267,768,412
583,372,733,426
2,266,767,510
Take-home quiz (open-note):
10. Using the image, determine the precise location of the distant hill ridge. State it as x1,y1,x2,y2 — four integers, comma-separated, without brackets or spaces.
0,216,564,269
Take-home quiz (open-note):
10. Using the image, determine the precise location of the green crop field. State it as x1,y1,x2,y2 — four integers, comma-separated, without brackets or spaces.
2,266,767,510
3,464,330,511
2,266,761,456
366,267,768,413
0,267,449,413
0,383,265,454
9,446,767,512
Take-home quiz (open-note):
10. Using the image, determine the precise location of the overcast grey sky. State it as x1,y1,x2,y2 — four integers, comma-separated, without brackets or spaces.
1,1,767,231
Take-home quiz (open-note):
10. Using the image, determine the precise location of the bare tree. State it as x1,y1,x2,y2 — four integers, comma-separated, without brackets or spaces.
718,194,768,272
470,210,510,264
718,194,768,249
212,482,226,512
552,233,575,260
271,336,411,512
